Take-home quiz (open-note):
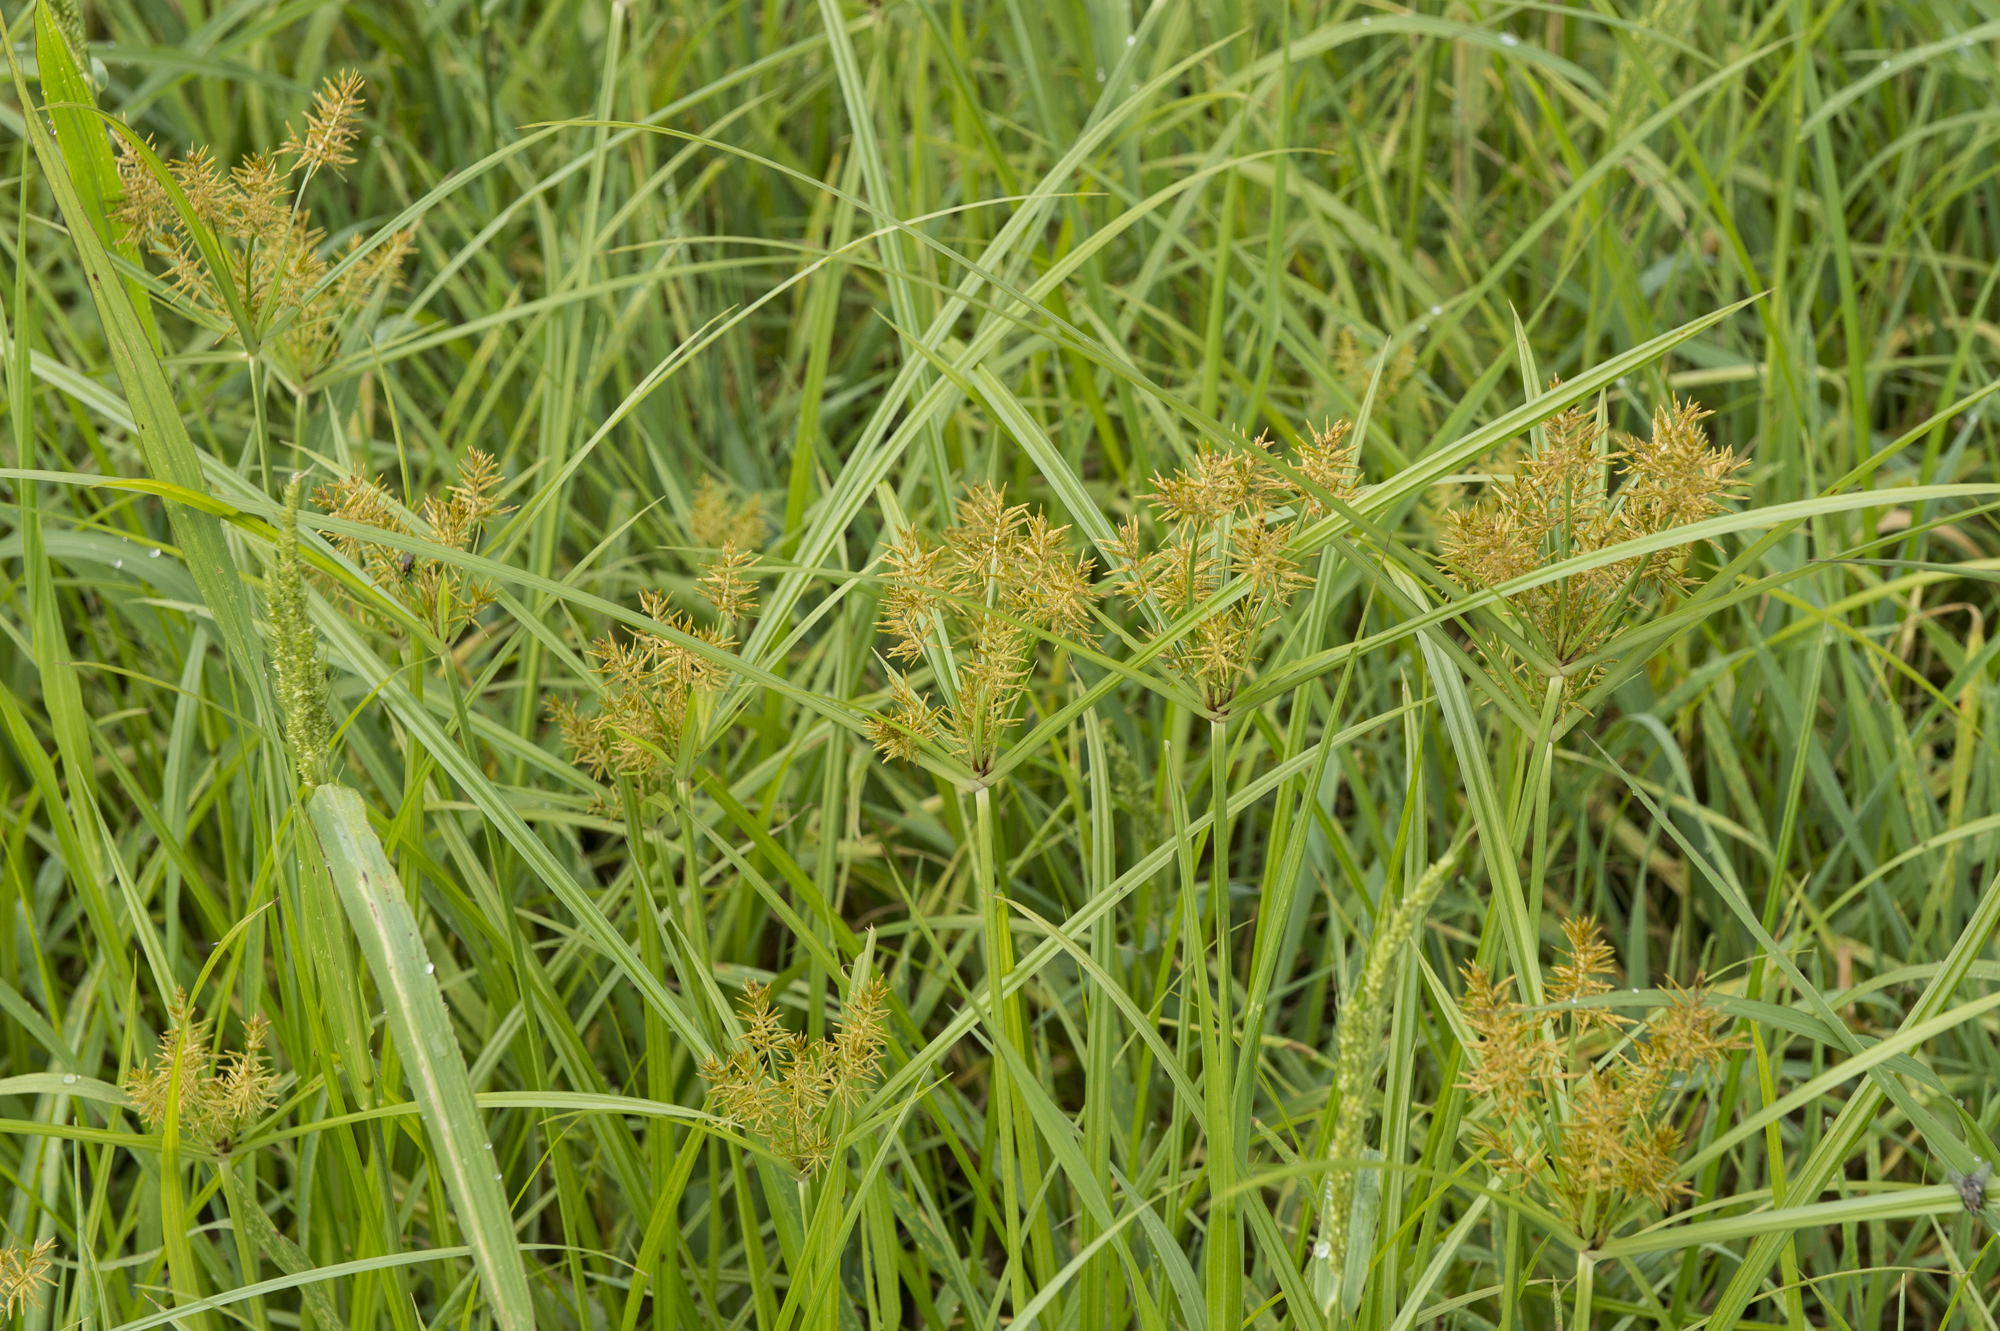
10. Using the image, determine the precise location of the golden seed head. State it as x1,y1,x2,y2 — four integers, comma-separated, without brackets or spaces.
0,1238,56,1318
312,450,508,640
110,72,410,383
700,972,891,1176
1438,394,1746,688
289,70,367,174
1454,918,1742,1241
121,990,278,1152
868,672,945,763
552,581,742,790
689,477,766,551
1334,327,1415,402
1111,431,1347,708
698,541,761,622
1548,915,1624,1033
873,484,1099,769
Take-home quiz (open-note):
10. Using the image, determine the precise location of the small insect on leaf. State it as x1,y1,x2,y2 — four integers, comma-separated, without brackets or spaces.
397,550,417,579
1948,1158,1992,1214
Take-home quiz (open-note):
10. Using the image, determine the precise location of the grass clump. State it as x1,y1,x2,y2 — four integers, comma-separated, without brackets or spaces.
11,1,2000,1329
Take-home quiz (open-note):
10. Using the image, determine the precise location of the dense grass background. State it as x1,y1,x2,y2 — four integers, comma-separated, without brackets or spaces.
5,0,2000,1327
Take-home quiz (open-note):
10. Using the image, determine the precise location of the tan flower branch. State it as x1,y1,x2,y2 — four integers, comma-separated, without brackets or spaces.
700,975,891,1176
113,72,413,389
1105,424,1359,713
122,990,279,1155
868,483,1097,774
1455,917,1743,1242
312,449,510,640
1437,396,1747,696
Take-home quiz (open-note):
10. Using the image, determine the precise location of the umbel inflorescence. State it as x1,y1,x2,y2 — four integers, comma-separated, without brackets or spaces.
312,450,509,640
550,478,764,795
870,484,1097,773
1455,918,1741,1243
1437,397,1746,694
700,975,890,1176
122,990,279,1154
1106,424,1359,712
113,72,414,389
0,1239,55,1318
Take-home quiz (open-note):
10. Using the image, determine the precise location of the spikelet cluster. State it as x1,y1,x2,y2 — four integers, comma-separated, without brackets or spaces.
0,1239,55,1318
551,482,763,794
548,591,735,791
270,476,332,786
870,484,1097,773
1438,397,1745,693
1455,918,1742,1242
1107,426,1357,711
312,450,508,640
112,73,413,389
122,991,279,1154
687,477,764,623
700,975,891,1176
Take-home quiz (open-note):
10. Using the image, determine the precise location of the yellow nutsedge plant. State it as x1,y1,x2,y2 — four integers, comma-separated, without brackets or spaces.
122,990,280,1155
112,72,415,394
868,483,1097,776
1437,396,1747,701
549,479,764,802
1455,917,1743,1245
699,974,890,1177
0,1238,55,1318
1104,424,1359,714
312,449,510,641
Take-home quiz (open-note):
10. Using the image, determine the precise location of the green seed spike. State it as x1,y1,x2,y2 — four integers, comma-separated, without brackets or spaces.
271,475,332,787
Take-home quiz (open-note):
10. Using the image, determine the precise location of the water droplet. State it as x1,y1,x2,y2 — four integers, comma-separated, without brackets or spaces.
148,548,161,558
494,1173,503,1181
113,559,122,569
1882,60,1891,68
1360,15,1370,24
1095,67,1106,82
62,1074,76,1085
1430,304,1442,315
1500,32,1518,46
1313,1241,1330,1260
484,1143,494,1150
1125,34,1135,46
424,963,435,974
